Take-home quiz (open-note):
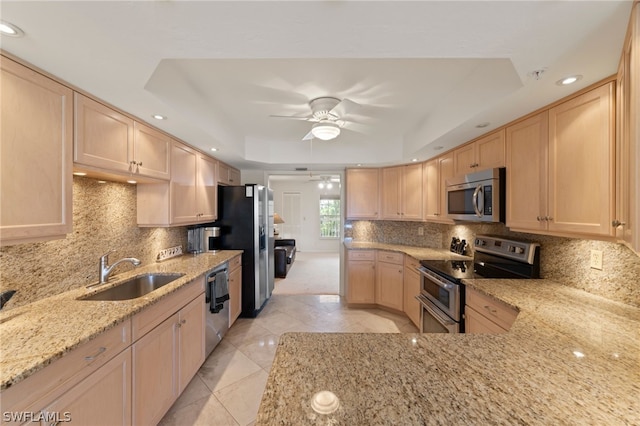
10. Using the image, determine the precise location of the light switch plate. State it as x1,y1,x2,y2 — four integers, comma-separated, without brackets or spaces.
590,250,603,270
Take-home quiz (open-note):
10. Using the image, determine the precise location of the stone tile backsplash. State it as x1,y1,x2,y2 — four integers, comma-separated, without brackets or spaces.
0,177,187,310
346,220,640,308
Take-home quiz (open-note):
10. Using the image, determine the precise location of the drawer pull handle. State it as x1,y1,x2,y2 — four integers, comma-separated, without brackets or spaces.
484,305,498,315
85,346,106,361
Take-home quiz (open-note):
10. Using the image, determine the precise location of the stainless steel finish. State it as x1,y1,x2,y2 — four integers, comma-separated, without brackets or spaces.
472,184,483,217
187,228,204,254
205,263,230,356
474,234,540,265
81,273,185,300
203,227,222,253
418,266,461,320
416,294,460,334
98,250,141,284
445,167,503,222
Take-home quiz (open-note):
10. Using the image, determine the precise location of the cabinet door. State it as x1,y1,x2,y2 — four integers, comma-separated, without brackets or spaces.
1,57,73,245
228,168,241,185
548,82,615,236
505,112,549,231
346,168,380,219
133,121,170,180
380,166,402,219
44,348,132,426
347,260,375,303
453,143,476,176
197,153,217,222
476,130,505,170
74,93,133,173
132,314,179,426
439,153,455,221
423,159,440,221
170,142,198,224
402,163,423,220
229,263,242,325
375,261,403,311
178,296,205,394
403,264,421,328
217,161,231,185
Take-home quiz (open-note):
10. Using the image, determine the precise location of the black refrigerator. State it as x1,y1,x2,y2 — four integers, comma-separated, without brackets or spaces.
214,184,274,317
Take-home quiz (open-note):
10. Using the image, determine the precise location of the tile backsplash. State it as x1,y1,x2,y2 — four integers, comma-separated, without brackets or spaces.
0,177,187,310
346,220,640,308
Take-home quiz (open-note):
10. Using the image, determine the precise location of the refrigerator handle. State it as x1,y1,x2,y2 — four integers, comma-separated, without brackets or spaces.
259,225,266,251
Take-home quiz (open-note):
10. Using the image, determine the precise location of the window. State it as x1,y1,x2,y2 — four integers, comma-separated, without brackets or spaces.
319,196,340,238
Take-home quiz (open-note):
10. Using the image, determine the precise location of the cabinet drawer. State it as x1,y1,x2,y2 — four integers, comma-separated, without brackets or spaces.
404,256,420,270
465,306,508,334
132,276,205,340
377,250,404,265
1,319,131,417
229,254,242,271
466,288,518,331
348,250,375,261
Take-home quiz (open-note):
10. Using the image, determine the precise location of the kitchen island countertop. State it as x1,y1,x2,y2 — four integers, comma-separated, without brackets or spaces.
0,251,242,391
257,278,640,425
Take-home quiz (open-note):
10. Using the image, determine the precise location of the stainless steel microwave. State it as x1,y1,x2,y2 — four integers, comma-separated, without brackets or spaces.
445,168,505,222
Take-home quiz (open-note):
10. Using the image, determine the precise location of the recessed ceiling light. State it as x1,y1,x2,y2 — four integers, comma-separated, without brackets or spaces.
433,146,443,151
0,21,24,37
152,114,166,120
210,147,218,152
73,172,87,176
476,122,490,128
556,75,582,86
411,158,418,162
356,163,363,167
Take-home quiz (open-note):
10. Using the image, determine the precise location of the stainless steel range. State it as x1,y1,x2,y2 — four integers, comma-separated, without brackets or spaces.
416,235,540,333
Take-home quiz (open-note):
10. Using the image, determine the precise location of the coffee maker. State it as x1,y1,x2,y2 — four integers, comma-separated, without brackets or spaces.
187,226,222,254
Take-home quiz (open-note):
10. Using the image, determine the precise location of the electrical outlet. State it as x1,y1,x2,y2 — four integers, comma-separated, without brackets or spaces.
590,250,603,270
417,227,424,236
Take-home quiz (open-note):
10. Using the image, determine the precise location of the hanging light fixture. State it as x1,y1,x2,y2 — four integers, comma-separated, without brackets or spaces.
311,121,340,141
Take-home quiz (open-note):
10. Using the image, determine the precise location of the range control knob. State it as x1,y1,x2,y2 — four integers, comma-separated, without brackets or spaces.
475,239,486,246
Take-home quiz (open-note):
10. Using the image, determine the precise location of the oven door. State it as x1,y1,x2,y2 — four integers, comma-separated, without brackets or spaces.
416,294,460,333
418,267,460,321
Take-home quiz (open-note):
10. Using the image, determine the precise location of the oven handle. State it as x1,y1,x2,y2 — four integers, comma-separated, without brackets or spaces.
472,184,483,217
418,266,455,290
415,294,456,327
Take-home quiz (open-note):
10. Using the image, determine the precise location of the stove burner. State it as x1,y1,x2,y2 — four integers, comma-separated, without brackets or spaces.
451,261,467,272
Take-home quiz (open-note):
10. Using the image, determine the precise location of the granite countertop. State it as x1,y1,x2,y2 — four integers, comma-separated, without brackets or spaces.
344,240,472,261
257,279,640,425
0,251,242,391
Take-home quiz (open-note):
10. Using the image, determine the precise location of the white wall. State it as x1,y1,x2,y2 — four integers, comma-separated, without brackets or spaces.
269,178,342,253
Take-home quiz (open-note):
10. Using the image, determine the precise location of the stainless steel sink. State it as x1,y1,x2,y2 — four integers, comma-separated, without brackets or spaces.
80,273,185,301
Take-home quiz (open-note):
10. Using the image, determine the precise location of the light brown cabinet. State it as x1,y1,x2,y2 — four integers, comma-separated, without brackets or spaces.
229,255,243,326
74,94,170,180
0,56,73,246
137,141,217,226
423,153,454,223
375,251,404,311
453,130,505,176
346,168,380,220
506,82,615,237
380,163,423,221
615,3,640,254
465,287,518,334
346,250,376,304
403,256,421,329
218,161,241,186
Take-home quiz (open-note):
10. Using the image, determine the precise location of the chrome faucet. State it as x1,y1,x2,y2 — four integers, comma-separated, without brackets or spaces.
99,250,141,284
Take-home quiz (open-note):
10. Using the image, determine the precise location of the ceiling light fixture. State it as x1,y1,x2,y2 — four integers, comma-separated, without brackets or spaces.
0,21,24,37
311,121,340,141
476,122,490,128
152,114,166,120
556,75,582,86
411,158,418,162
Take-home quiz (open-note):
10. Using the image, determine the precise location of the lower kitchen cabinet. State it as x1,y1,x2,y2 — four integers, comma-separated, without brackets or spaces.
465,287,518,334
375,251,404,311
43,348,132,426
403,256,421,329
346,250,376,304
132,294,204,425
229,255,243,326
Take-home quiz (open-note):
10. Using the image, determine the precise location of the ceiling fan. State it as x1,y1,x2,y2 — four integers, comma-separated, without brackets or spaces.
270,97,361,141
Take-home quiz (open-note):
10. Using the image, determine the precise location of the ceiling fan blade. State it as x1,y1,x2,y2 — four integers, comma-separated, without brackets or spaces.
302,130,314,141
330,98,361,118
269,114,313,121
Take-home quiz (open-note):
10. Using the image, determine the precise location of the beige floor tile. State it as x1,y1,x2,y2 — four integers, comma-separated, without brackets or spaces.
168,374,212,412
158,394,239,426
236,333,280,370
225,320,272,348
198,348,263,393
214,369,270,426
256,310,308,335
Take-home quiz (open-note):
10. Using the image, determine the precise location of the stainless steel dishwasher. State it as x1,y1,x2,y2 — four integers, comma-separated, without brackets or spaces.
205,263,230,356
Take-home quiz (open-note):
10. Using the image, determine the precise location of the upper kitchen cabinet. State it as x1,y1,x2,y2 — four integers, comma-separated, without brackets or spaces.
423,153,454,223
453,130,505,176
380,163,423,221
218,161,241,186
0,56,73,245
346,168,380,220
74,94,170,181
507,82,615,238
615,2,639,254
137,140,217,226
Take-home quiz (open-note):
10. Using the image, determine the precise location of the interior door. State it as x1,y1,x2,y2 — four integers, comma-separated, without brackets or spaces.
282,192,302,242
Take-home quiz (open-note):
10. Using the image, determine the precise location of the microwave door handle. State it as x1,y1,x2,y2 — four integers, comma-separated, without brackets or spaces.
472,184,483,217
